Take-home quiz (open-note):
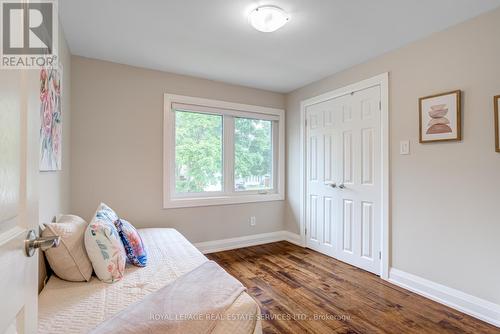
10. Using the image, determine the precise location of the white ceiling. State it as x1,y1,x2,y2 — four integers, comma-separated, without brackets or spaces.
60,0,500,93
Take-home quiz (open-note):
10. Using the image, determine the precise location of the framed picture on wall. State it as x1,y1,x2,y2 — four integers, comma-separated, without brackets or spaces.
40,65,63,171
495,95,500,152
419,90,461,143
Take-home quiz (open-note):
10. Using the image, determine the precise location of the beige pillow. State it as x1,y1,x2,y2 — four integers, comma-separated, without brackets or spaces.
43,215,92,282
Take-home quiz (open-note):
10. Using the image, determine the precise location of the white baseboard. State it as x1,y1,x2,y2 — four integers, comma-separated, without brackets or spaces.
195,230,302,254
280,230,302,246
389,268,500,328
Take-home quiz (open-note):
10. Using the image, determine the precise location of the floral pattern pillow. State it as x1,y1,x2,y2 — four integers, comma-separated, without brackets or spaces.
114,219,147,267
94,202,119,224
84,203,126,283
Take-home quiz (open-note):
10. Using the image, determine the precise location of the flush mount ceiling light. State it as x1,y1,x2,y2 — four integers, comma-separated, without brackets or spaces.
248,6,289,33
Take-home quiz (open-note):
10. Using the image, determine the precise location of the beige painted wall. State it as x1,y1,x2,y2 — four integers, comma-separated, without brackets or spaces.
39,28,72,225
286,8,500,304
70,56,285,243
68,7,499,305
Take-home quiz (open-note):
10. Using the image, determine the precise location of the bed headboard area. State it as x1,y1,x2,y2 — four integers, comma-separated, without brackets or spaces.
38,251,50,293
37,214,93,292
38,224,52,293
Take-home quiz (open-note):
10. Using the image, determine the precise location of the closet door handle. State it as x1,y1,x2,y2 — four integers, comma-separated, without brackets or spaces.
324,182,337,188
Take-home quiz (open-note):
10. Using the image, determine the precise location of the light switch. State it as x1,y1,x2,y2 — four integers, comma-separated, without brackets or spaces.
400,140,410,155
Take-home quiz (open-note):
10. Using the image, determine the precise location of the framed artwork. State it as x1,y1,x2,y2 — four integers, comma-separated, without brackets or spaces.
419,90,461,143
39,65,63,171
495,95,500,152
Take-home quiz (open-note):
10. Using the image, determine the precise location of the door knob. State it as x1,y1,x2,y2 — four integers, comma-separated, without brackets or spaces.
24,229,60,257
338,183,346,189
324,182,337,188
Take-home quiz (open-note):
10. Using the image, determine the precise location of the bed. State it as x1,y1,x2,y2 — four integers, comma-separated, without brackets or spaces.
38,228,262,334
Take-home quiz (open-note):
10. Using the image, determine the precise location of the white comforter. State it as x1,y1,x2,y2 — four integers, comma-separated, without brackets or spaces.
38,228,262,334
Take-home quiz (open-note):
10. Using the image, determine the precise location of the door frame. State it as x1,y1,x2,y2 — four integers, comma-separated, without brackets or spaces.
299,72,390,279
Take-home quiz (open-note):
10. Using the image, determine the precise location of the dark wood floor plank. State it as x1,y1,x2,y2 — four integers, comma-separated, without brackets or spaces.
207,241,500,334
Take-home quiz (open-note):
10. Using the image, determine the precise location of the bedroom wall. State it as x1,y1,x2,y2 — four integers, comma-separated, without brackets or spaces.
285,8,500,304
39,26,72,225
70,57,285,243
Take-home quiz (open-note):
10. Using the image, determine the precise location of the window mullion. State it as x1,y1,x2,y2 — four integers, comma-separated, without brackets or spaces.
223,116,235,195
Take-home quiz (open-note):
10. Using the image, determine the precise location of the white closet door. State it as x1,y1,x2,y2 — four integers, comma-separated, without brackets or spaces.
306,85,381,274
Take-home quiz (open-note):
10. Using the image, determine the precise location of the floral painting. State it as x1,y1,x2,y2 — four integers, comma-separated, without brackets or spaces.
40,66,62,171
419,90,461,143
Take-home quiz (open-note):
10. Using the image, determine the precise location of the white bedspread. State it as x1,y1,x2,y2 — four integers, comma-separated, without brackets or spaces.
38,228,262,334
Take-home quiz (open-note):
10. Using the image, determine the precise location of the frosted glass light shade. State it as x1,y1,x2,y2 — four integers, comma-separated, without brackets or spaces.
248,6,289,33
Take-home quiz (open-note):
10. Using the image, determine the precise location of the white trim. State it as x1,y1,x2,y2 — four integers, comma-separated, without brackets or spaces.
163,193,284,209
280,230,302,246
163,94,285,208
172,102,280,121
195,231,302,254
380,74,390,280
299,73,390,279
389,268,500,328
166,94,284,116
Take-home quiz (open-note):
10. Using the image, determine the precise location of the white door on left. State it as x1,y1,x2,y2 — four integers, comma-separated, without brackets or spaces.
0,69,40,333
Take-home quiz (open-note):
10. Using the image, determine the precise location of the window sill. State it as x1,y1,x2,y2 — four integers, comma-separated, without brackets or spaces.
163,193,284,209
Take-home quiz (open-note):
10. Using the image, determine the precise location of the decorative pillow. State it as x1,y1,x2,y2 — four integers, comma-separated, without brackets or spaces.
114,219,147,267
94,202,120,224
84,203,126,283
42,215,92,282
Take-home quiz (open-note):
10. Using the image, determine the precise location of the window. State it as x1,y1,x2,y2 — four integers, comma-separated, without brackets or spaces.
175,111,223,193
234,118,273,192
164,94,284,208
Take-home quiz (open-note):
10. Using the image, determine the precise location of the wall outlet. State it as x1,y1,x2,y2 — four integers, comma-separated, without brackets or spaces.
400,140,410,155
249,216,256,226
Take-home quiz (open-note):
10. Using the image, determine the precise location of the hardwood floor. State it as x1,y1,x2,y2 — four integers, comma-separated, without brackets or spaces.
207,241,499,334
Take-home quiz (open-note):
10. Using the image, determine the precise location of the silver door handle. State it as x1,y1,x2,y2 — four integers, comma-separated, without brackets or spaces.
324,182,337,188
338,183,346,189
24,229,61,257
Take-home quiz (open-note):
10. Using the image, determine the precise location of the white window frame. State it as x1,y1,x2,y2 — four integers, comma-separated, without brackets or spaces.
163,94,285,208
